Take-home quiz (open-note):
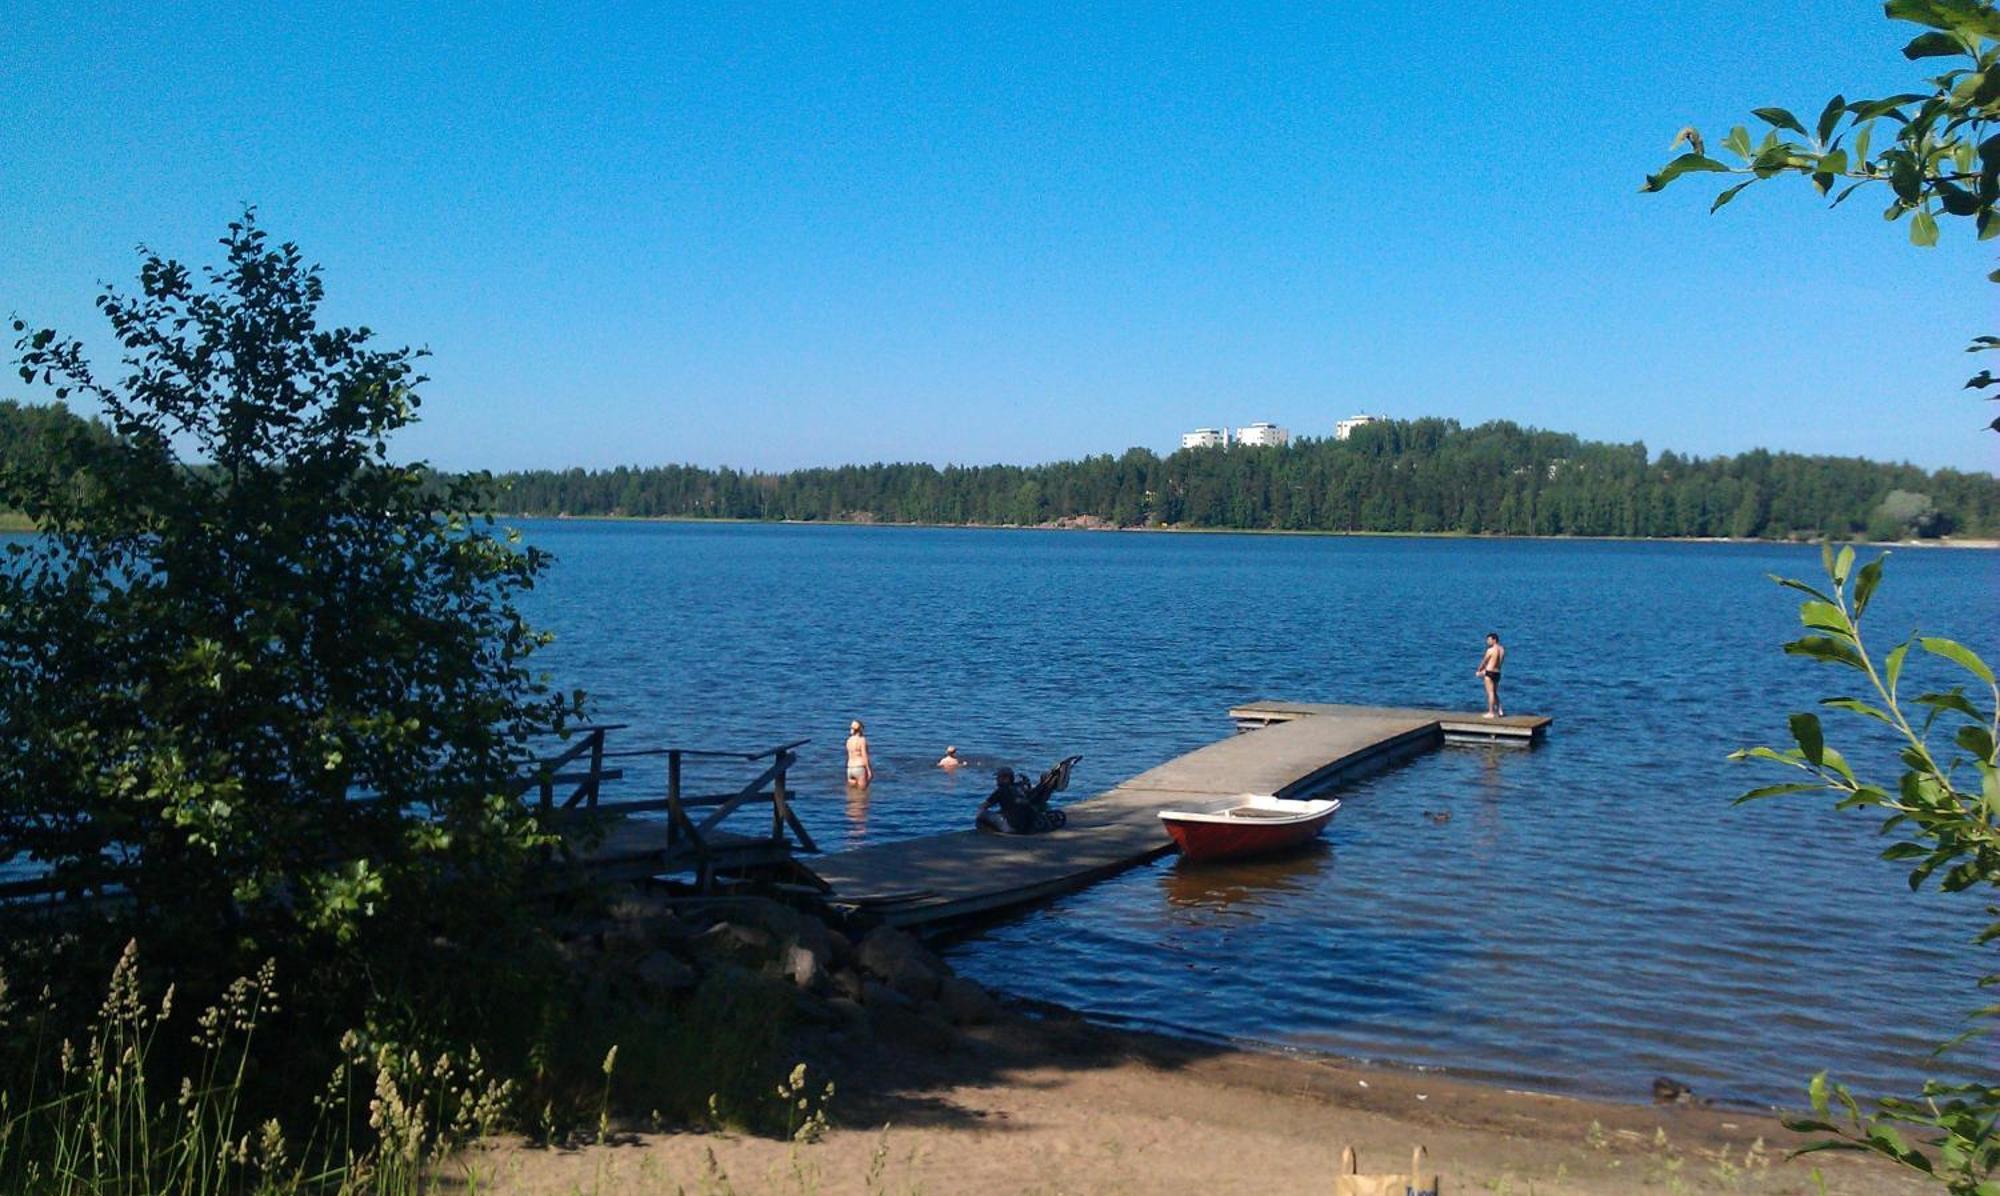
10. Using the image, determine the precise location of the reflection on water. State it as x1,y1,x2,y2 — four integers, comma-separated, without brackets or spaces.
1161,844,1335,911
511,520,1999,1108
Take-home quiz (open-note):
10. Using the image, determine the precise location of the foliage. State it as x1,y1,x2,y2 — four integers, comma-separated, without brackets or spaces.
1734,546,1999,1191
485,418,1999,538
1643,0,2000,431
0,944,509,1195
0,213,580,1036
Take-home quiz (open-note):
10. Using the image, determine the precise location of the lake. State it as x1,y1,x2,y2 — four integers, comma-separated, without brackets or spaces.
518,519,1997,1109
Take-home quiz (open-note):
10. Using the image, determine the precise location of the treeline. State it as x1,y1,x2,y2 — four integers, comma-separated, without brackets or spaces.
6,404,1994,540
492,418,1999,541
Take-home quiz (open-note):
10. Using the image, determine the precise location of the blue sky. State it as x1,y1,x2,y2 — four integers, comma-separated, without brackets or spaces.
2,3,1994,473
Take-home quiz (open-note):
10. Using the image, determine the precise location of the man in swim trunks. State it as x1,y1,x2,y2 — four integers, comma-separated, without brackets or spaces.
1477,632,1506,718
845,719,873,787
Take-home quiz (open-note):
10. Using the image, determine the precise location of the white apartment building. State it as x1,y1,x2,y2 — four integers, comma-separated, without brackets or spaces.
1235,421,1289,447
1334,413,1387,441
1180,427,1230,450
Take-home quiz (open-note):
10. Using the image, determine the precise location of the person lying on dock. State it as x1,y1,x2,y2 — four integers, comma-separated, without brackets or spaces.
937,745,965,770
975,767,1067,834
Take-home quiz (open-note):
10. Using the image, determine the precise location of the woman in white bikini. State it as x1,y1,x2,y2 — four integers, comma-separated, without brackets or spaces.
845,720,873,787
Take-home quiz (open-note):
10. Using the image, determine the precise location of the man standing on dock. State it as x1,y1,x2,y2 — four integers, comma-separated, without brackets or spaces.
1477,632,1506,718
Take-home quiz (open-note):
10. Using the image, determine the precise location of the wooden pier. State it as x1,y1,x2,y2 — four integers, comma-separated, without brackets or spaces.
816,702,1551,930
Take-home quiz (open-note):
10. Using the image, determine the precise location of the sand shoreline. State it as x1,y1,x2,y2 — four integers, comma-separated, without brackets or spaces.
468,991,1924,1195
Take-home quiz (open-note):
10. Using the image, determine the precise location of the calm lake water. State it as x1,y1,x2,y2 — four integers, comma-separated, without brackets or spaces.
11,521,1992,1107
519,519,1999,1109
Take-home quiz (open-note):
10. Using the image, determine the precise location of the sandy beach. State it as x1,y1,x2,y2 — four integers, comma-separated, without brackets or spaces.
464,1000,1921,1195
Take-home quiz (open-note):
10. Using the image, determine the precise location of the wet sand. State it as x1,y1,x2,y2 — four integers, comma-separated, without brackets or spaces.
463,1004,1921,1195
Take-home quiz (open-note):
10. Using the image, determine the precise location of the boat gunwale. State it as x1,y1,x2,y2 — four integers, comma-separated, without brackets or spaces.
1156,795,1340,826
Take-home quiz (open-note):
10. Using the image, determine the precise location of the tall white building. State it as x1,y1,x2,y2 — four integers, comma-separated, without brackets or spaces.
1180,427,1229,450
1235,422,1289,447
1334,413,1386,441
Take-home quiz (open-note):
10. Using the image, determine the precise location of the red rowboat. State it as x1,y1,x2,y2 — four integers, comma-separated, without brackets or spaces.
1158,794,1341,863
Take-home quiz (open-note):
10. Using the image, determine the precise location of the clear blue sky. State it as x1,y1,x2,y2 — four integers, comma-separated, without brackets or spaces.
3,2,1994,474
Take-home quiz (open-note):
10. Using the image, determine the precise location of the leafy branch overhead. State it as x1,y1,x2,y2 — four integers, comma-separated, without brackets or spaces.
1643,0,2000,429
1734,549,2000,1191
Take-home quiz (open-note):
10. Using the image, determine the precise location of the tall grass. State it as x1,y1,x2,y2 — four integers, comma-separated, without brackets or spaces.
0,942,510,1195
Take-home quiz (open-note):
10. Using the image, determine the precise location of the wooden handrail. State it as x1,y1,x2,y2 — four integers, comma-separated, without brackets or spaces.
602,737,812,762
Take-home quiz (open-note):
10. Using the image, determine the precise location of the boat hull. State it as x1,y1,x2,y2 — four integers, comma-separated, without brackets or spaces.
1158,796,1340,863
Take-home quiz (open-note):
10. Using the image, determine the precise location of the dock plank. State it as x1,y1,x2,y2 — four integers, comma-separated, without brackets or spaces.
1229,700,1551,741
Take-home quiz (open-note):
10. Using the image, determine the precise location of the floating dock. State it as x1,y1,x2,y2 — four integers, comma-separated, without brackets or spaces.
817,702,1551,930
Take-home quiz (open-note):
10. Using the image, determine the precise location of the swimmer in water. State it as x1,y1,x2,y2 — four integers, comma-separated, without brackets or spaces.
845,719,873,787
937,745,965,770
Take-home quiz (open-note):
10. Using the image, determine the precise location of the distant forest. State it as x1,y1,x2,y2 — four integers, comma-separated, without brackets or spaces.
4,403,1995,540
492,418,1998,541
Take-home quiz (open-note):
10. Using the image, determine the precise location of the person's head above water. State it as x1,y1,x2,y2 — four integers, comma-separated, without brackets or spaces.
943,745,958,757
995,767,1014,784
1486,632,1500,644
850,720,864,735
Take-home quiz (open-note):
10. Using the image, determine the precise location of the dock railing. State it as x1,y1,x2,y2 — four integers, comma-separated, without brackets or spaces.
531,730,822,891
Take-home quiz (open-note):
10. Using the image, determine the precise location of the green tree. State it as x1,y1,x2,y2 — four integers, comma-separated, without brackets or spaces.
1643,0,1999,432
0,214,580,1025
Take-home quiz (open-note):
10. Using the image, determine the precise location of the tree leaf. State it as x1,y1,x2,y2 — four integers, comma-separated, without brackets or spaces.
1816,94,1847,142
1902,30,1964,57
1883,0,1959,32
1711,180,1755,212
1736,781,1825,803
1910,208,1940,246
1785,636,1868,669
1919,637,1996,685
1773,574,1835,603
1800,600,1853,634
1642,153,1733,192
1790,712,1826,766
1752,107,1808,135
1852,554,1884,617
1886,640,1910,695
1820,696,1895,725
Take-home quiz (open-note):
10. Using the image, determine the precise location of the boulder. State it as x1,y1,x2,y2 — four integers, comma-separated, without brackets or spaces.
857,926,945,1000
825,996,869,1032
696,920,774,963
870,998,957,1055
938,976,998,1025
634,949,698,997
792,992,844,1027
781,943,825,991
824,926,856,967
830,967,866,1001
861,979,914,1011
